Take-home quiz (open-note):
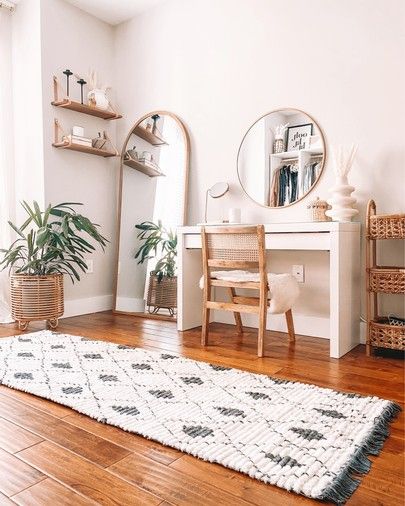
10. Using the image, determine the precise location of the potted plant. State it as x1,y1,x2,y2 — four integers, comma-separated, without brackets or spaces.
135,221,177,316
0,201,107,330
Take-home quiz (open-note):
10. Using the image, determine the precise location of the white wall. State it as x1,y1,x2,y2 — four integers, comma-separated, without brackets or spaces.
40,0,119,314
114,0,405,324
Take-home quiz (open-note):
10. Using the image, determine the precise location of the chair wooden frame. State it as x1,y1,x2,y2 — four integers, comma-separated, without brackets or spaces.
201,225,295,357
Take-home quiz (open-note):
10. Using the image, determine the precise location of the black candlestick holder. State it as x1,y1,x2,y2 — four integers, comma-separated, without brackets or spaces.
63,69,73,97
77,79,87,105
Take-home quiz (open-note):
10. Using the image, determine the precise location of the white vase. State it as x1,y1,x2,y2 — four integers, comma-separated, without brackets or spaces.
325,175,358,222
88,88,109,110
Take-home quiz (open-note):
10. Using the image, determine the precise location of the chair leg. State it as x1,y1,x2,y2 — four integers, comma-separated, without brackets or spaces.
201,305,210,346
258,299,267,358
228,288,243,334
285,309,295,342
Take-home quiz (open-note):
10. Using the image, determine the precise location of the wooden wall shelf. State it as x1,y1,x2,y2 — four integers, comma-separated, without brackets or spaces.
53,141,118,158
123,156,165,177
133,125,168,146
52,99,122,120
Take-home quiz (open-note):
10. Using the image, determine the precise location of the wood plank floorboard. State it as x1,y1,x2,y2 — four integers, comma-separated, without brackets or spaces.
0,311,403,505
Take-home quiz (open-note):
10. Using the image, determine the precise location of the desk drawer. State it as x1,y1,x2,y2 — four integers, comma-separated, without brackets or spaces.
184,232,330,251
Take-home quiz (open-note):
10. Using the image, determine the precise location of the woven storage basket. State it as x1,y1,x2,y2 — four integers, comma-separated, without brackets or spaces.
147,274,177,316
368,214,405,239
369,317,405,351
369,267,405,294
10,273,64,330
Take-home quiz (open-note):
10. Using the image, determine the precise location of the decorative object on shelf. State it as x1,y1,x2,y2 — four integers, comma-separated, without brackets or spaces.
272,122,289,153
72,125,84,137
0,201,108,330
62,69,73,96
87,70,110,110
325,144,358,222
92,132,108,150
286,123,313,151
76,78,87,105
135,221,177,316
204,182,229,223
126,145,138,160
228,207,241,224
151,114,160,134
53,118,119,157
307,196,331,222
365,199,405,354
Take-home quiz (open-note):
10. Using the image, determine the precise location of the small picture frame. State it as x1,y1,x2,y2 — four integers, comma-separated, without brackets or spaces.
286,123,313,151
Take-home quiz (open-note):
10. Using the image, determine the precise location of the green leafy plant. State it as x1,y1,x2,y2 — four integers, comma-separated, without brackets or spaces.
0,201,108,282
135,221,177,282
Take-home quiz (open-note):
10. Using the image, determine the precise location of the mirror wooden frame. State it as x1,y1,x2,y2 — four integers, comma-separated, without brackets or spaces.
237,107,326,209
113,110,191,320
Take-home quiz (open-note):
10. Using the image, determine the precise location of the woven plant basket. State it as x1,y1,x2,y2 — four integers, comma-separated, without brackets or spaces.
369,317,405,351
10,273,64,330
147,274,177,317
369,267,405,294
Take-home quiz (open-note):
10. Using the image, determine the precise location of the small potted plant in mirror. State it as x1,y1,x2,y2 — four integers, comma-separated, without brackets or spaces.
0,201,108,330
135,221,177,317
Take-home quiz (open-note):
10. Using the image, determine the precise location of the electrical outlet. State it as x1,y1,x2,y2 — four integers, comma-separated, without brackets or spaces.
85,259,94,274
292,264,304,283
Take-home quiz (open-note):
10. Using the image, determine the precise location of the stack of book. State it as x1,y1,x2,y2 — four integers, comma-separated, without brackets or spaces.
138,157,160,170
63,134,92,147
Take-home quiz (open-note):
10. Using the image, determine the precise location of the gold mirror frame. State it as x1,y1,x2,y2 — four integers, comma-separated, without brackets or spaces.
237,108,326,209
113,110,190,319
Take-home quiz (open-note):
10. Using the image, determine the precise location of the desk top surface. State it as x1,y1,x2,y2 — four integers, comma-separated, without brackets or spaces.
178,222,361,234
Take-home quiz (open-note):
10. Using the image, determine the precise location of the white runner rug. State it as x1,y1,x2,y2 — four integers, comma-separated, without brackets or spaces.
0,331,400,504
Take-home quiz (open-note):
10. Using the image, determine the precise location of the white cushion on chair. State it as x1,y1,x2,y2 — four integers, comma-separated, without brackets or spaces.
199,270,299,314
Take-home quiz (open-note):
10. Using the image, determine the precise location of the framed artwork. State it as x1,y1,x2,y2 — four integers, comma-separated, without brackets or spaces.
286,123,313,151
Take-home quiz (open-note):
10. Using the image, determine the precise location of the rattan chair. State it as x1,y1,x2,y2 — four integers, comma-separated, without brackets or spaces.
201,225,295,357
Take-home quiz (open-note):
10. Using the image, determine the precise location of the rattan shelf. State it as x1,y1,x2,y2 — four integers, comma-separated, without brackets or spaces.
368,318,405,351
366,200,405,354
368,267,405,294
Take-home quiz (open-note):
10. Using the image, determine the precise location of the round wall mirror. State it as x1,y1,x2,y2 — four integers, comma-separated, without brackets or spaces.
237,108,325,208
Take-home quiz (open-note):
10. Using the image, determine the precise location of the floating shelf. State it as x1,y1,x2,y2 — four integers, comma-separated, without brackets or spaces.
52,99,122,120
52,141,118,158
123,155,165,177
270,148,323,159
133,125,168,146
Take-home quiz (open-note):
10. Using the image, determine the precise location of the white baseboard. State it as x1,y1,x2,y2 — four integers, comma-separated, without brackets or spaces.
115,296,145,313
63,295,113,318
213,311,330,339
360,320,366,344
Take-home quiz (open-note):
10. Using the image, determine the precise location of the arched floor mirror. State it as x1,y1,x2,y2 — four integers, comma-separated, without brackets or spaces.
113,111,190,320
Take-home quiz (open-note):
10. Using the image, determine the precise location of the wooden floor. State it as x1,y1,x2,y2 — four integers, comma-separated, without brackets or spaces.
0,311,403,506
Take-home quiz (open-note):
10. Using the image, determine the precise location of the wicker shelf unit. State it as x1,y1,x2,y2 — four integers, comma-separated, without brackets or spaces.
366,200,405,354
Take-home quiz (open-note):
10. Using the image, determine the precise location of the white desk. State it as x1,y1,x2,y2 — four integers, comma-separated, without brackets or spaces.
177,222,361,358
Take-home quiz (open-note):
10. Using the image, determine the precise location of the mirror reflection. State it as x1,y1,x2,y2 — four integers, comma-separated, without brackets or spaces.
237,108,325,208
115,112,189,319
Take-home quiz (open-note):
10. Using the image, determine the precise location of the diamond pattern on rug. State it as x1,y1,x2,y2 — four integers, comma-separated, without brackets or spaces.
0,330,400,504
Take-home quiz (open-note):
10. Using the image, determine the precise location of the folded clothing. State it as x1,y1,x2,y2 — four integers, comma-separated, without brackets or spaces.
199,270,299,314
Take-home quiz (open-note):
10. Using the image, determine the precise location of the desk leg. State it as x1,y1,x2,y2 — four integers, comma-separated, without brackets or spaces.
177,238,203,331
329,230,361,358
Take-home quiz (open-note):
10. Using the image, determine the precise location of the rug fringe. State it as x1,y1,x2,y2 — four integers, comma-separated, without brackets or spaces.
319,402,401,505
